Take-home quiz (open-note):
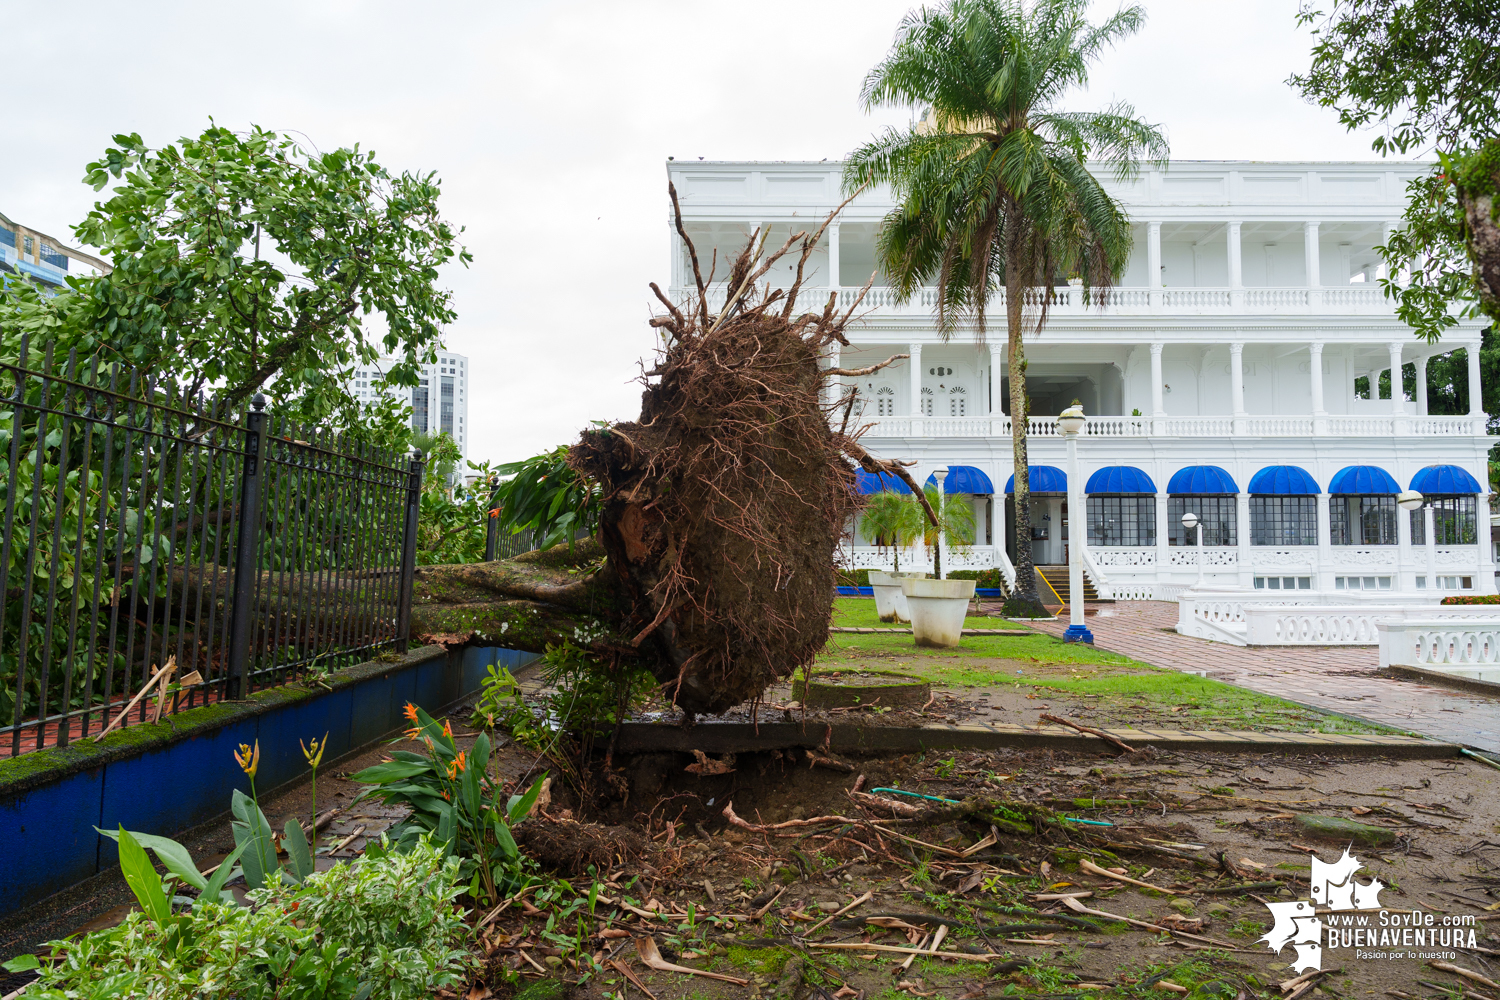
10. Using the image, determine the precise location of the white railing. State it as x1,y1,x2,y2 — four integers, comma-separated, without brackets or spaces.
1380,618,1500,675
861,413,1484,438
1168,548,1239,566
1245,607,1386,645
1091,547,1157,566
840,545,1001,575
1245,288,1310,308
1434,547,1482,567
806,285,1393,315
1163,289,1232,308
1245,416,1315,436
996,544,1017,591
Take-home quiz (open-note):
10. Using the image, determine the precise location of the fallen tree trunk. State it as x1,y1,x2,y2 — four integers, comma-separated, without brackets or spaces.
408,187,934,717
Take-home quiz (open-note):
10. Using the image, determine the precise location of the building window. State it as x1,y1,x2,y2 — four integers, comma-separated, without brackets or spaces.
1335,576,1393,590
412,385,430,432
1168,495,1236,546
1330,495,1396,545
1410,495,1477,545
440,376,455,435
949,386,967,416
1250,496,1317,545
1087,495,1155,546
920,387,933,416
1436,575,1475,590
874,386,895,416
1254,576,1312,590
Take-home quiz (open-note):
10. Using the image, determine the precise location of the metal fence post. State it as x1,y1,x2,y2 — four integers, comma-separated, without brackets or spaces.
226,394,266,699
395,449,425,653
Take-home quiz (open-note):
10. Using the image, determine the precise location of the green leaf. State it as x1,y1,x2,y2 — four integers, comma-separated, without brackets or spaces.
117,826,173,923
200,838,249,906
2,954,40,973
97,826,207,891
507,772,548,824
349,760,431,783
435,805,458,861
492,819,519,863
284,819,314,882
230,789,279,890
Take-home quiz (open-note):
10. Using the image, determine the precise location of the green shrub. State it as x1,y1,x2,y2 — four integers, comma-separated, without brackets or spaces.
10,838,473,1000
947,569,1005,589
837,569,872,588
1441,594,1500,604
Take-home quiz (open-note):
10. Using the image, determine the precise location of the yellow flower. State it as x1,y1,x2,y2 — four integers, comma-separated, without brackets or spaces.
233,740,260,779
301,732,328,769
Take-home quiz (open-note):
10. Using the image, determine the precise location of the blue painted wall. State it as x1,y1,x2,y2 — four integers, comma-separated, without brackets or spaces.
0,645,534,917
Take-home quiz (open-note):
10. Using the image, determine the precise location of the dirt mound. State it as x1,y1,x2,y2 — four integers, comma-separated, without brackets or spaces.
515,816,645,875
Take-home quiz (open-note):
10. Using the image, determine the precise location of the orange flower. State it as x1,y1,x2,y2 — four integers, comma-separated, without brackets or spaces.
404,726,422,741
488,508,501,519
445,750,467,780
441,790,451,801
233,740,260,779
403,703,419,724
442,719,453,739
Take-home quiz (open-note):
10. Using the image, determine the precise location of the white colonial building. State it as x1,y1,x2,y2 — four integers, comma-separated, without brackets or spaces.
666,159,1494,601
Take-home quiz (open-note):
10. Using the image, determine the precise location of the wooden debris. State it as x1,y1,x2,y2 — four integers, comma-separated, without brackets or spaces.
636,935,748,985
1079,858,1178,895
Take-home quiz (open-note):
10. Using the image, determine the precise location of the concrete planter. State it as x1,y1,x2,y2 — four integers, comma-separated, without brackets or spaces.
868,571,925,622
901,578,977,647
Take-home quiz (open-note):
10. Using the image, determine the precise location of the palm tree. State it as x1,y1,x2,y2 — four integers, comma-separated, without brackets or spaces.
859,489,926,571
845,0,1167,614
920,485,976,579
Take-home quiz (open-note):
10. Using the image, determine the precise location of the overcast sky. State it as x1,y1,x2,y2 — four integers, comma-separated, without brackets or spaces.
4,0,1409,465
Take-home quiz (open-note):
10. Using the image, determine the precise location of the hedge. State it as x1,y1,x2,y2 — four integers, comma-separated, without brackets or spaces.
1440,594,1500,605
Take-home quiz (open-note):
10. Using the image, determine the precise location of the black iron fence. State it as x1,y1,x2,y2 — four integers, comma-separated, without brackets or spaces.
0,342,423,757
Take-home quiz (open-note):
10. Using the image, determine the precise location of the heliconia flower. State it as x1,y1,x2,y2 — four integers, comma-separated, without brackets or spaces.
404,726,422,741
233,740,260,779
403,703,420,724
442,719,453,739
441,790,451,801
488,508,501,519
445,750,468,780
301,732,328,769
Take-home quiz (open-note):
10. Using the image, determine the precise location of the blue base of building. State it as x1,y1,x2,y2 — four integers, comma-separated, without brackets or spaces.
0,644,535,921
1062,625,1094,644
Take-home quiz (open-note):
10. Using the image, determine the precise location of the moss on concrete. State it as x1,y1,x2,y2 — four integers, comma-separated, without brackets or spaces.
0,644,448,797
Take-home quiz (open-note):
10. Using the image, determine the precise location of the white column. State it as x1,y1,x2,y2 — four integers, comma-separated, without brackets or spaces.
827,223,841,292
670,222,683,290
1309,343,1326,416
1237,492,1252,588
1230,342,1246,434
1147,222,1162,307
1316,493,1333,591
1227,221,1244,309
1304,221,1321,309
1156,488,1171,578
908,343,923,433
1150,342,1165,424
989,343,1005,423
1389,343,1406,425
1468,338,1484,426
1415,354,1429,416
1384,220,1403,285
1397,485,1413,587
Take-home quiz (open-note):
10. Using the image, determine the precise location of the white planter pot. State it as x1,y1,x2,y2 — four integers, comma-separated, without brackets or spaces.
901,578,977,647
868,571,925,622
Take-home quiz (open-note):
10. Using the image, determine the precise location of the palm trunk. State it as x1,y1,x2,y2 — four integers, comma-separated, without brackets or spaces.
1005,208,1042,611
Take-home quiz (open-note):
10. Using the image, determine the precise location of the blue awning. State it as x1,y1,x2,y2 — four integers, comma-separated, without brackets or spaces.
1004,466,1067,493
1167,465,1238,494
1329,465,1400,494
1410,464,1483,495
1085,466,1157,494
924,465,995,494
1248,465,1320,495
854,469,913,495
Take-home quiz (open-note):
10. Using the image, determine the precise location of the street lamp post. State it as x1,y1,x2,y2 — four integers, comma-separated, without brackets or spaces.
933,468,948,580
1397,489,1426,588
1058,405,1091,643
1182,511,1204,587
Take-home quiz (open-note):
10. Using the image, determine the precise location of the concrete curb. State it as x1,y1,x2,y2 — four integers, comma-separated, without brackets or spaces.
1385,664,1500,700
610,720,1457,758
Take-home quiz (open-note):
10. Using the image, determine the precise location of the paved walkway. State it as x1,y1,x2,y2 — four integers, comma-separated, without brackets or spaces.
1030,602,1500,752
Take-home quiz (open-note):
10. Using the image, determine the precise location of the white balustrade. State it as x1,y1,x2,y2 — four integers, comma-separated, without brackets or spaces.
1162,417,1235,436
1245,416,1314,436
1245,288,1310,308
1380,618,1500,680
1167,548,1238,566
1091,547,1157,566
855,410,1477,440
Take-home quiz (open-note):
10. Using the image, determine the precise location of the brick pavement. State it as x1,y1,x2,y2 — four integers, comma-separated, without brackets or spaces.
1030,602,1500,752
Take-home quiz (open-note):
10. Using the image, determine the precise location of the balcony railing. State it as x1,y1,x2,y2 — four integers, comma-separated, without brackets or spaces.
673,283,1394,316
860,413,1486,438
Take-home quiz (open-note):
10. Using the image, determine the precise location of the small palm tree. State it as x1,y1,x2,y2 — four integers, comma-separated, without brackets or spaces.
859,490,926,571
845,0,1167,613
921,485,977,579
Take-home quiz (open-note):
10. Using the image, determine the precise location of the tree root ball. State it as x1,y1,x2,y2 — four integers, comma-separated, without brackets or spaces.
514,816,645,875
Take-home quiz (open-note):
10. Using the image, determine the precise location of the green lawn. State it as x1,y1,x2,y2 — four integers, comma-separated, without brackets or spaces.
823,598,1393,734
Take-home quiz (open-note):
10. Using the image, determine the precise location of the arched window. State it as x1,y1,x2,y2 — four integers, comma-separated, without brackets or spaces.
920,387,934,416
949,386,967,416
875,385,896,417
1166,466,1239,547
1328,466,1400,546
1085,467,1157,547
1409,465,1482,545
1248,467,1320,546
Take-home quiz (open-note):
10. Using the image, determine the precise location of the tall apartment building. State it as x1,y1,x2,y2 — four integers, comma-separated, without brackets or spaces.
350,351,470,460
667,159,1494,599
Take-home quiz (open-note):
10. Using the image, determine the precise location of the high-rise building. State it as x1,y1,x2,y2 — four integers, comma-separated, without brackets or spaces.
349,351,470,460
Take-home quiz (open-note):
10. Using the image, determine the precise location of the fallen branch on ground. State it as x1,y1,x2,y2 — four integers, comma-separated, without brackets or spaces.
1038,713,1136,753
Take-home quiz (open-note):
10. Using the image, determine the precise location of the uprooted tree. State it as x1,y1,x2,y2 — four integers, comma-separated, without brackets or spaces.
410,188,935,717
